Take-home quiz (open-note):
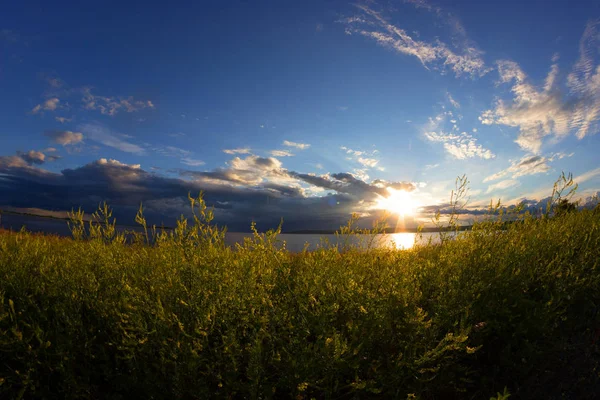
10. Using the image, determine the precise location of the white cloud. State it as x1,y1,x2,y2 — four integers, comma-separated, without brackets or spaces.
424,113,495,160
486,179,520,194
270,150,294,157
352,169,370,181
31,98,60,114
223,148,251,155
97,158,141,169
81,88,154,116
283,140,311,150
230,155,283,172
357,157,379,168
443,139,495,160
185,155,294,188
78,123,145,154
343,4,489,77
341,146,383,169
45,130,84,146
481,20,600,153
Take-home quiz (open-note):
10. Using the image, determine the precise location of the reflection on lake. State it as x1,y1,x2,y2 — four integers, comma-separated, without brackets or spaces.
0,214,441,252
389,232,419,250
228,232,439,252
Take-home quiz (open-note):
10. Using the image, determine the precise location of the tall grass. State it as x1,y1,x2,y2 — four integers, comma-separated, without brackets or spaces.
1,178,599,399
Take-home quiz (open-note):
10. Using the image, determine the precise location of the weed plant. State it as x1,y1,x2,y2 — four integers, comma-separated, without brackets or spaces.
1,176,599,399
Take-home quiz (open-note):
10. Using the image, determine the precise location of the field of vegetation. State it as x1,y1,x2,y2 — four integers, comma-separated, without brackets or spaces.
1,177,600,399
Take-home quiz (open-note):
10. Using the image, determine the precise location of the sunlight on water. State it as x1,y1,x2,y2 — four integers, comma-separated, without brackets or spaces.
389,232,417,250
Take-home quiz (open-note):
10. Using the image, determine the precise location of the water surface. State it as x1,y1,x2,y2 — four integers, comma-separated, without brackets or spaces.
0,213,440,251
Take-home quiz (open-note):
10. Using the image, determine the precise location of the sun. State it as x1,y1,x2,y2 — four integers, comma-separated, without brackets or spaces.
376,188,419,216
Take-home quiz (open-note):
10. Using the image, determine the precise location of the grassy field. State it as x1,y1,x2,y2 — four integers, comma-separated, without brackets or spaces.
1,189,600,399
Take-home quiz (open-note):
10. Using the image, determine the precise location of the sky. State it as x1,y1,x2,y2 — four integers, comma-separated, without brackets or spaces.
1,0,600,231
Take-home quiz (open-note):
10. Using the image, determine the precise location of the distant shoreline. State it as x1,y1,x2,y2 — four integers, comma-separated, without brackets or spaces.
0,208,472,234
284,226,473,234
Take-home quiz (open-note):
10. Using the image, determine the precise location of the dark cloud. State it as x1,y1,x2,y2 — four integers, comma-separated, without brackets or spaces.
0,157,357,231
292,172,415,200
0,154,425,231
17,150,46,165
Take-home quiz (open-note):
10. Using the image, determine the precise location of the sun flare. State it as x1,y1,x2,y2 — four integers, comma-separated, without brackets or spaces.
376,188,420,216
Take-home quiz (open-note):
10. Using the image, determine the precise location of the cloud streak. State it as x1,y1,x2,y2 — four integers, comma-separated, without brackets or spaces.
283,140,311,150
484,152,572,183
342,3,489,77
223,148,252,155
270,150,294,157
78,123,145,154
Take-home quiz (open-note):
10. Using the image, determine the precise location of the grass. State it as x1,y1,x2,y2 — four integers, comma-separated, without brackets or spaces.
1,178,600,399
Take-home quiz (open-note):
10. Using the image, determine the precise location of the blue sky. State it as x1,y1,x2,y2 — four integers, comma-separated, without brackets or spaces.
1,0,600,231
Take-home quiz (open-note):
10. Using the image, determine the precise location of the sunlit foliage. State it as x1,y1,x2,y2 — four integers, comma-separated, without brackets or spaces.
1,180,599,399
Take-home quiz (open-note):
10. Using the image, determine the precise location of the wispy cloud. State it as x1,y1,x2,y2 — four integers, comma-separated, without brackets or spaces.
447,92,460,108
31,97,60,114
484,152,573,182
181,158,205,167
283,140,311,150
342,3,489,77
340,146,384,170
55,116,72,123
270,150,294,157
45,130,84,146
78,122,145,154
223,148,252,155
81,88,154,116
424,113,495,160
0,29,22,44
486,179,520,194
31,77,155,118
154,146,192,158
152,145,207,167
481,20,600,153
574,166,600,185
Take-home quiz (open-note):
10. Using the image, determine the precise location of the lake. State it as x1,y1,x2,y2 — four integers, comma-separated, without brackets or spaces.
0,213,440,251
